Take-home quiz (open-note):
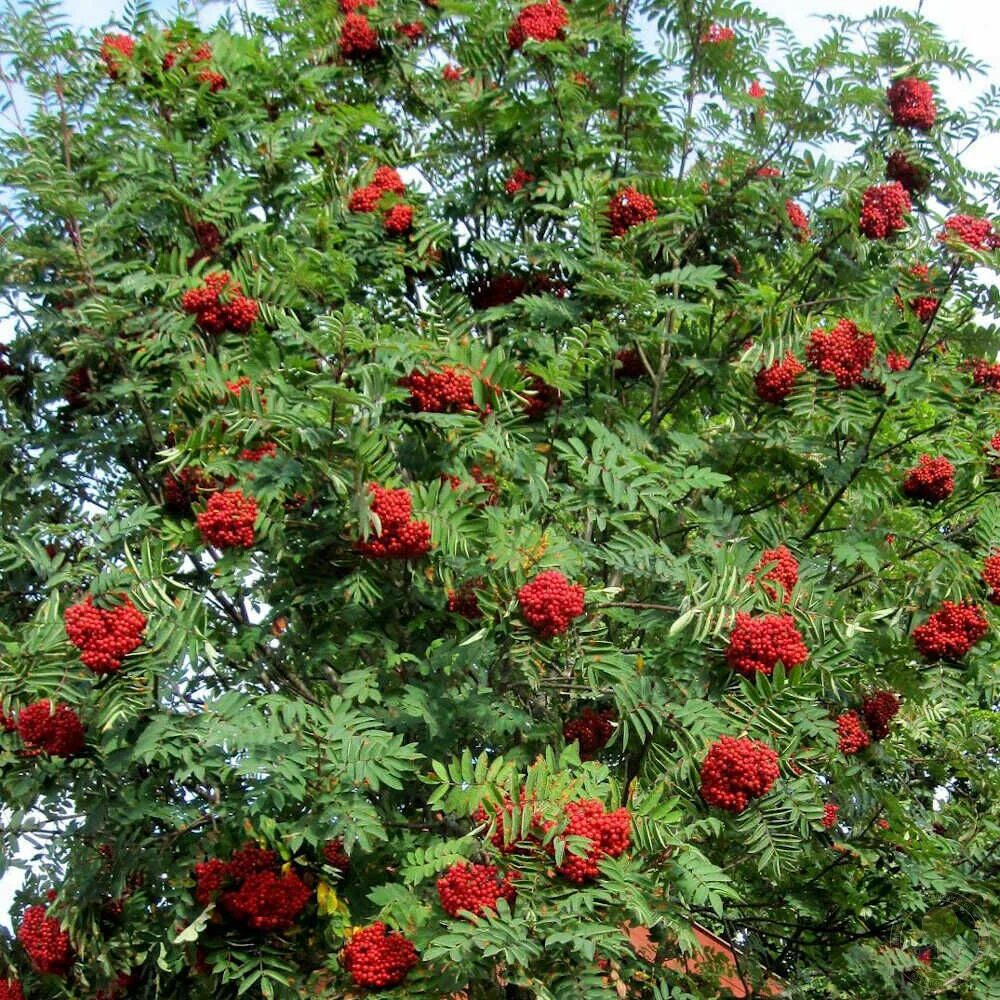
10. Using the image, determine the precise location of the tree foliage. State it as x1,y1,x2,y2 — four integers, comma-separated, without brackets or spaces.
2,0,1000,997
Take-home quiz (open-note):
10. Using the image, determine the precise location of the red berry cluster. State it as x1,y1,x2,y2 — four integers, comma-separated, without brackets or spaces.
805,318,875,387
188,220,223,267
862,690,900,740
17,701,85,757
747,545,799,602
64,366,93,409
563,707,615,758
755,352,805,403
699,736,780,813
400,366,479,413
748,80,766,98
507,1,568,50
615,348,645,379
348,166,413,233
549,799,631,884
164,42,226,90
342,922,418,989
17,904,73,976
756,166,781,179
939,214,1000,251
987,432,1000,477
181,272,259,335
886,351,911,372
905,263,941,322
517,570,585,638
0,981,23,1000
356,483,432,559
473,794,543,854
63,594,147,675
437,861,517,918
195,844,310,932
469,272,528,309
902,454,954,503
785,200,810,239
913,601,988,660
196,489,258,549
340,12,379,60
447,584,482,619
836,710,870,755
396,21,425,43
886,150,930,195
323,838,351,874
859,182,911,240
442,64,464,82
725,612,808,678
100,34,134,79
700,24,735,43
887,77,937,130
822,802,839,829
505,168,535,195
239,441,277,462
983,552,1000,604
521,371,562,418
608,186,657,237
339,0,373,11
973,362,1000,393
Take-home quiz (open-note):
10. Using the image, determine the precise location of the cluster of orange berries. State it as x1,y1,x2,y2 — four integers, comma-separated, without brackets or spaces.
17,903,73,976
181,272,259,335
14,701,86,758
341,922,419,988
902,454,954,503
437,861,518,918
913,601,988,660
194,843,310,933
805,318,876,387
725,612,809,678
755,352,805,403
356,483,432,559
699,736,780,813
608,186,657,237
517,570,585,638
63,595,147,674
400,366,482,413
507,1,568,50
196,489,258,549
887,77,937,130
859,182,911,239
747,545,799,602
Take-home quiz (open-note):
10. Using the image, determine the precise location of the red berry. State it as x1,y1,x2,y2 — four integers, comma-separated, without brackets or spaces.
886,351,911,372
196,489,258,549
700,24,735,44
986,432,1000,477
505,168,535,195
614,348,646,379
748,80,766,98
859,182,911,240
437,862,517,918
239,441,278,463
372,165,406,195
699,736,780,813
563,707,615,758
323,838,351,873
885,150,930,195
822,802,839,828
887,77,936,131
442,64,463,82
396,20,425,43
755,352,805,403
608,186,657,237
785,200,810,239
939,215,1000,251
64,594,147,675
725,612,808,678
219,869,310,932
383,203,414,235
17,904,73,976
340,13,379,60
17,701,85,757
805,318,875,387
517,570,585,638
356,483,432,559
348,184,383,213
507,1,568,50
447,584,483,619
548,799,631,884
913,601,988,660
401,366,479,413
747,546,798,603
836,710,871,755
984,551,1000,604
342,923,418,988
861,691,900,740
901,454,954,503
182,272,259,335
100,34,134,80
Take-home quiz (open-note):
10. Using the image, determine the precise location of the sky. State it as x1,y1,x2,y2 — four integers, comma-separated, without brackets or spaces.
1,0,998,927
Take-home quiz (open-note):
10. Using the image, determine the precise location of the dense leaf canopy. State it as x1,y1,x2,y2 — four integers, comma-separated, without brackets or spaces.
2,0,1000,997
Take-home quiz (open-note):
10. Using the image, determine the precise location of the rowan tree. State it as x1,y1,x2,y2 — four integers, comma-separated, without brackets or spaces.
2,0,1000,997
